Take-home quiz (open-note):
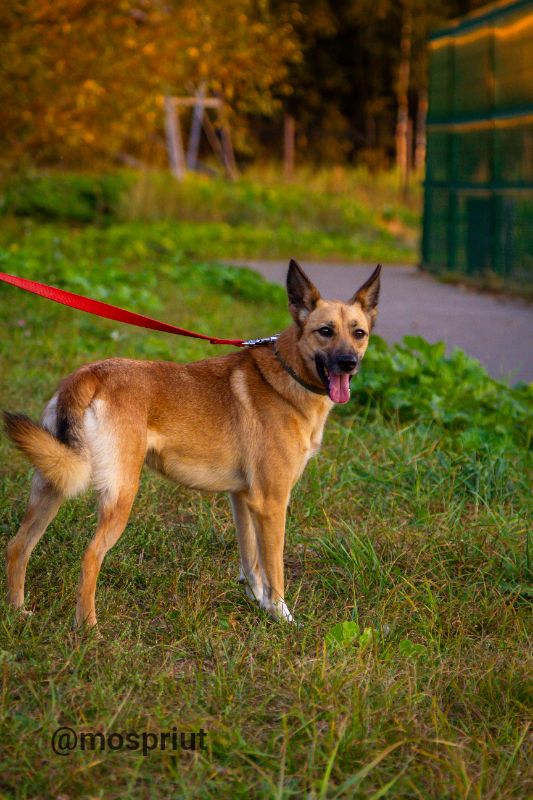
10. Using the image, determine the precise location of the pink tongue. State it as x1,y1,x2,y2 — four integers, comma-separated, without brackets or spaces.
328,373,351,403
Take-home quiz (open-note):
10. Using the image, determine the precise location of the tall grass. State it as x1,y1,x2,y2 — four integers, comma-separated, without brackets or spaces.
121,166,420,227
1,166,420,263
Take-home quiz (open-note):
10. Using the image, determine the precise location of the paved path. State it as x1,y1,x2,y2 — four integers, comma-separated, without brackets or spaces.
237,260,533,384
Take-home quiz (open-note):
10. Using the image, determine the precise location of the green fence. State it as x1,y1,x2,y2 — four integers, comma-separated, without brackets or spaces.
422,0,533,287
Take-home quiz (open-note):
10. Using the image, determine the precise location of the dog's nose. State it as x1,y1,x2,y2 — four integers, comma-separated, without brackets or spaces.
336,355,358,373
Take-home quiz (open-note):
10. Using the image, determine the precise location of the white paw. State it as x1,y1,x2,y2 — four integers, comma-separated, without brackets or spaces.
265,598,295,624
277,600,295,624
237,572,263,603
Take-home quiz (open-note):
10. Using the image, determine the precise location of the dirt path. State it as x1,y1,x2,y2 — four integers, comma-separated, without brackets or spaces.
237,260,533,384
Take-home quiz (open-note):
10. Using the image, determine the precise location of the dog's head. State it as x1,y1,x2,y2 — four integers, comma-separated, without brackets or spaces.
287,259,381,404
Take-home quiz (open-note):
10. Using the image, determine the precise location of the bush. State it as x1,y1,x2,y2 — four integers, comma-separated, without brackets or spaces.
343,334,533,453
0,173,133,222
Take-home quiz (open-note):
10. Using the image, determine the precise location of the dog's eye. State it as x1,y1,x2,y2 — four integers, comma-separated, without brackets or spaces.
318,326,334,338
354,329,367,340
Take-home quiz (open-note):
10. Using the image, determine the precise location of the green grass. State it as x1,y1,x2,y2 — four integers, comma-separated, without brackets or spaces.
1,167,420,263
0,222,531,798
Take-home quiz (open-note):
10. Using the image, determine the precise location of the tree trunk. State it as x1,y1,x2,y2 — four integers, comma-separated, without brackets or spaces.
395,1,412,194
284,114,295,180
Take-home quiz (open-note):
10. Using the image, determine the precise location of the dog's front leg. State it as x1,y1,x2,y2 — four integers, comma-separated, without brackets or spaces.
247,493,294,623
230,491,263,602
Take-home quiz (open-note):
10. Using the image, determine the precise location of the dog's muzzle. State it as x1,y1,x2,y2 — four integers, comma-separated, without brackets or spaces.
315,353,359,404
336,354,359,374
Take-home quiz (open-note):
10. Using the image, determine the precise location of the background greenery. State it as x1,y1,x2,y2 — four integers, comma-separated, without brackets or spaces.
0,213,531,798
0,168,419,263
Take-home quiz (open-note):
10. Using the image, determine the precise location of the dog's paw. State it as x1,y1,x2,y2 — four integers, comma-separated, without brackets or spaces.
271,599,295,624
8,605,33,620
71,615,102,638
237,572,263,603
279,601,295,624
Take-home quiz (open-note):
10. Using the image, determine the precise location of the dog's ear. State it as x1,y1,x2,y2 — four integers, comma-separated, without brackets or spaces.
287,259,321,324
350,264,381,327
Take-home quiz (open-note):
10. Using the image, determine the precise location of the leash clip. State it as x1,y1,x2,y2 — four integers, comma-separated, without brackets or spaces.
242,334,280,348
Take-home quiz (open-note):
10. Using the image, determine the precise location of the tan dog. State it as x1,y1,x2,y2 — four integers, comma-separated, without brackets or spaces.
3,260,380,627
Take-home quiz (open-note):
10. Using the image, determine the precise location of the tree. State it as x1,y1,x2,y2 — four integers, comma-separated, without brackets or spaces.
0,0,300,168
265,0,489,167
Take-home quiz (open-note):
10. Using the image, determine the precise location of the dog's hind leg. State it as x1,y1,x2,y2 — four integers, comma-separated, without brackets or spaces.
230,491,263,603
6,472,64,610
75,483,139,629
74,399,147,629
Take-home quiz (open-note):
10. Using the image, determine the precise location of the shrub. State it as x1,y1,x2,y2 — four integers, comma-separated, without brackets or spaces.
0,173,133,222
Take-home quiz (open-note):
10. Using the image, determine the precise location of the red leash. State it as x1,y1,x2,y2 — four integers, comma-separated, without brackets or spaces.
0,271,276,348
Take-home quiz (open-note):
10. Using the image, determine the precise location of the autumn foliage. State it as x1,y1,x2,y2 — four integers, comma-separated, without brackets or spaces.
0,0,300,168
1,1,490,171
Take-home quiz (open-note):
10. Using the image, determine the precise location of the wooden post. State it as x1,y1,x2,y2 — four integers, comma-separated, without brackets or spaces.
165,94,236,180
414,89,428,173
201,112,227,172
164,96,185,180
187,83,206,171
284,114,295,180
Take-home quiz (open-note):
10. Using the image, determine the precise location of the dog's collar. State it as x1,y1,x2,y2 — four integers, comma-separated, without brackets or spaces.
273,349,328,396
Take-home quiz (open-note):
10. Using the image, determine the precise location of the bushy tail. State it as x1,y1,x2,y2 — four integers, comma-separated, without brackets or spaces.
3,411,90,497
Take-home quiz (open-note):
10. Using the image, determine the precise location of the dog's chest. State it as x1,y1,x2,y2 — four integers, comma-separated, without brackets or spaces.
308,419,326,457
295,413,328,477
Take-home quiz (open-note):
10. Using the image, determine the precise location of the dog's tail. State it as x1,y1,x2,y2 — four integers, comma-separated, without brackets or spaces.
3,402,92,498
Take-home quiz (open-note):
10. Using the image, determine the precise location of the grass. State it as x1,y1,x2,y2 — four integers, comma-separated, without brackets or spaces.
0,166,420,263
0,221,531,798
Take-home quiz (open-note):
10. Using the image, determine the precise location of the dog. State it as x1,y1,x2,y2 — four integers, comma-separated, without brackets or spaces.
3,259,380,627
